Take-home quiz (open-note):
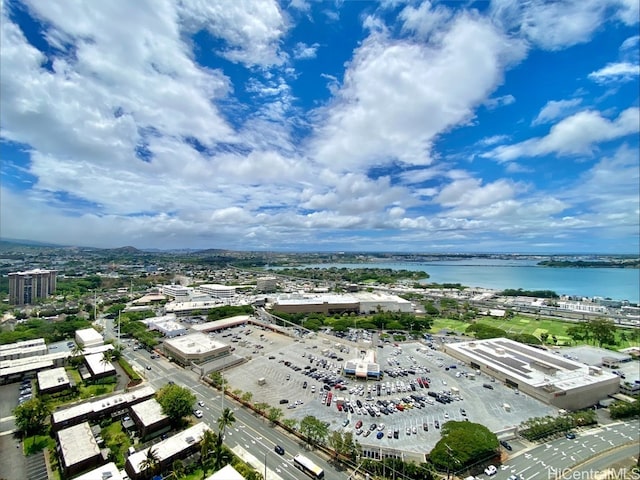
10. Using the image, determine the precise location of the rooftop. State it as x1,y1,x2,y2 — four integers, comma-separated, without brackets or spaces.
191,316,251,332
130,399,168,426
57,422,100,468
37,367,70,391
73,462,124,480
75,328,103,344
164,332,227,355
85,353,116,376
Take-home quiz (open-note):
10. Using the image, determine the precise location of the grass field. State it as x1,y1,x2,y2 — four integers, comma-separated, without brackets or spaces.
429,315,639,349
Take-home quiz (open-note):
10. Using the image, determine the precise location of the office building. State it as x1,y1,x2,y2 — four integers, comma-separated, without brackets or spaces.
8,269,57,305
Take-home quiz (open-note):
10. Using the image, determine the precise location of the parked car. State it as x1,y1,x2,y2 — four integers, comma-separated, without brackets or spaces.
376,431,384,439
500,440,513,451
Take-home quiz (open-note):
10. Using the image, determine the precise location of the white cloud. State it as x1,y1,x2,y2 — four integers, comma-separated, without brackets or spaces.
293,42,320,60
483,94,516,110
490,0,633,51
620,35,640,52
588,62,640,84
477,134,510,146
486,108,640,161
532,98,583,125
309,12,526,170
178,0,288,67
399,1,453,40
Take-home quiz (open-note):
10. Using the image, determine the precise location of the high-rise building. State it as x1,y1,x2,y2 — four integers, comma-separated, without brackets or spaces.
8,269,57,305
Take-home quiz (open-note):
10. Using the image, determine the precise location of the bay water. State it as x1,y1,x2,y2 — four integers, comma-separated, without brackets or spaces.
287,259,639,303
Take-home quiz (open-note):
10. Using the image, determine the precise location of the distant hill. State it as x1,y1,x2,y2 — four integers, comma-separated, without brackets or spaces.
105,246,143,254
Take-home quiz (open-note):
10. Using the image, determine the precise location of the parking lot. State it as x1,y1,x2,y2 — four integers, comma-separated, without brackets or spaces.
218,325,558,455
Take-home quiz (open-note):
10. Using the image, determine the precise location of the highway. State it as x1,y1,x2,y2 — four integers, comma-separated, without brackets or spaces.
484,420,639,480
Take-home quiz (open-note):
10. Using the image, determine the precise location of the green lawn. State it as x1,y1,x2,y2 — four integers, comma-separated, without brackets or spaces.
23,433,56,455
102,421,131,467
429,315,639,349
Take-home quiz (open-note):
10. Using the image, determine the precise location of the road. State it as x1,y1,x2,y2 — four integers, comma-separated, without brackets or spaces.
108,324,349,480
484,420,639,480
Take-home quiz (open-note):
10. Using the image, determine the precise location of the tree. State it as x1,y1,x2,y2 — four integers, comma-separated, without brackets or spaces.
13,398,50,437
200,429,218,478
139,447,160,477
429,421,499,473
539,332,549,344
254,402,269,415
267,407,283,424
156,384,196,424
241,391,253,404
217,407,236,441
299,416,329,446
169,459,185,479
587,317,617,347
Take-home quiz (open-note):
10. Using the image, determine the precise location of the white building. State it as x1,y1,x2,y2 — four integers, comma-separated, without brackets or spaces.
557,301,608,314
143,315,188,337
198,284,236,298
163,332,231,366
443,338,620,410
37,367,71,394
57,422,102,477
352,291,413,314
126,422,211,480
0,338,47,361
256,277,278,293
75,328,104,348
84,352,116,378
162,284,192,299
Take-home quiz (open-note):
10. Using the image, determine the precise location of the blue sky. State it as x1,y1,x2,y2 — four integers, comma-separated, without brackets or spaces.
1,0,638,253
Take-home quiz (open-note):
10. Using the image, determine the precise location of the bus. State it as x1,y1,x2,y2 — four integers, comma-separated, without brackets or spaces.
293,454,324,479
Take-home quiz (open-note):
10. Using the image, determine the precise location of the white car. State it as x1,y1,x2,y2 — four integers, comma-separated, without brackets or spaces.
484,465,497,476
193,410,203,418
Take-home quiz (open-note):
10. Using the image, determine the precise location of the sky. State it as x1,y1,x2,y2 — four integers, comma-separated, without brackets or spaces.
1,0,639,254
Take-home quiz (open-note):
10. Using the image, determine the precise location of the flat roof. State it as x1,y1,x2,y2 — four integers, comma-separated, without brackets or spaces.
275,294,359,305
165,300,224,312
76,328,103,343
85,353,116,376
446,338,620,390
57,422,100,468
199,284,236,290
73,462,124,480
0,338,46,353
130,399,168,426
37,367,70,391
560,345,632,366
52,385,156,424
128,423,211,475
351,292,411,303
164,332,228,355
191,316,251,332
206,464,246,480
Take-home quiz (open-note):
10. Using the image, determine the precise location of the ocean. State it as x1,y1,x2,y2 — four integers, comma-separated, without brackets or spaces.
283,259,639,303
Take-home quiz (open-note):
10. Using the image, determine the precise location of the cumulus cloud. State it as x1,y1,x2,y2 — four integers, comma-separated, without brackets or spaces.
483,94,516,110
485,108,640,161
532,98,583,125
309,12,526,170
293,42,320,60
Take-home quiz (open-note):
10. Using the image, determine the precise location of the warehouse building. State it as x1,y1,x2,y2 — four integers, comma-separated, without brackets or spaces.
271,294,359,315
163,333,231,366
444,338,620,411
352,291,413,314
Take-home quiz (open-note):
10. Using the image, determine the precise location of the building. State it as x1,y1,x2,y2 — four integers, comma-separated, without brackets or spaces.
443,338,620,410
198,284,236,298
52,385,155,431
206,464,246,480
190,316,251,333
351,291,413,314
163,333,230,366
8,268,57,305
143,315,188,337
125,422,211,480
37,367,71,394
84,353,116,379
130,398,170,440
343,349,381,379
0,338,47,362
75,328,104,348
57,422,102,477
165,300,224,316
256,277,277,293
271,294,359,315
73,462,125,480
162,284,192,299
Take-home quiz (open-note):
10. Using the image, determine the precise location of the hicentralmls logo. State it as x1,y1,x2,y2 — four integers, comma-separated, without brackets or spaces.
548,468,640,480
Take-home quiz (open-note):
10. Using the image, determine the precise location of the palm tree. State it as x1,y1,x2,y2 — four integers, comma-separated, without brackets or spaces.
199,429,217,478
217,407,236,441
139,447,160,478
169,459,185,479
